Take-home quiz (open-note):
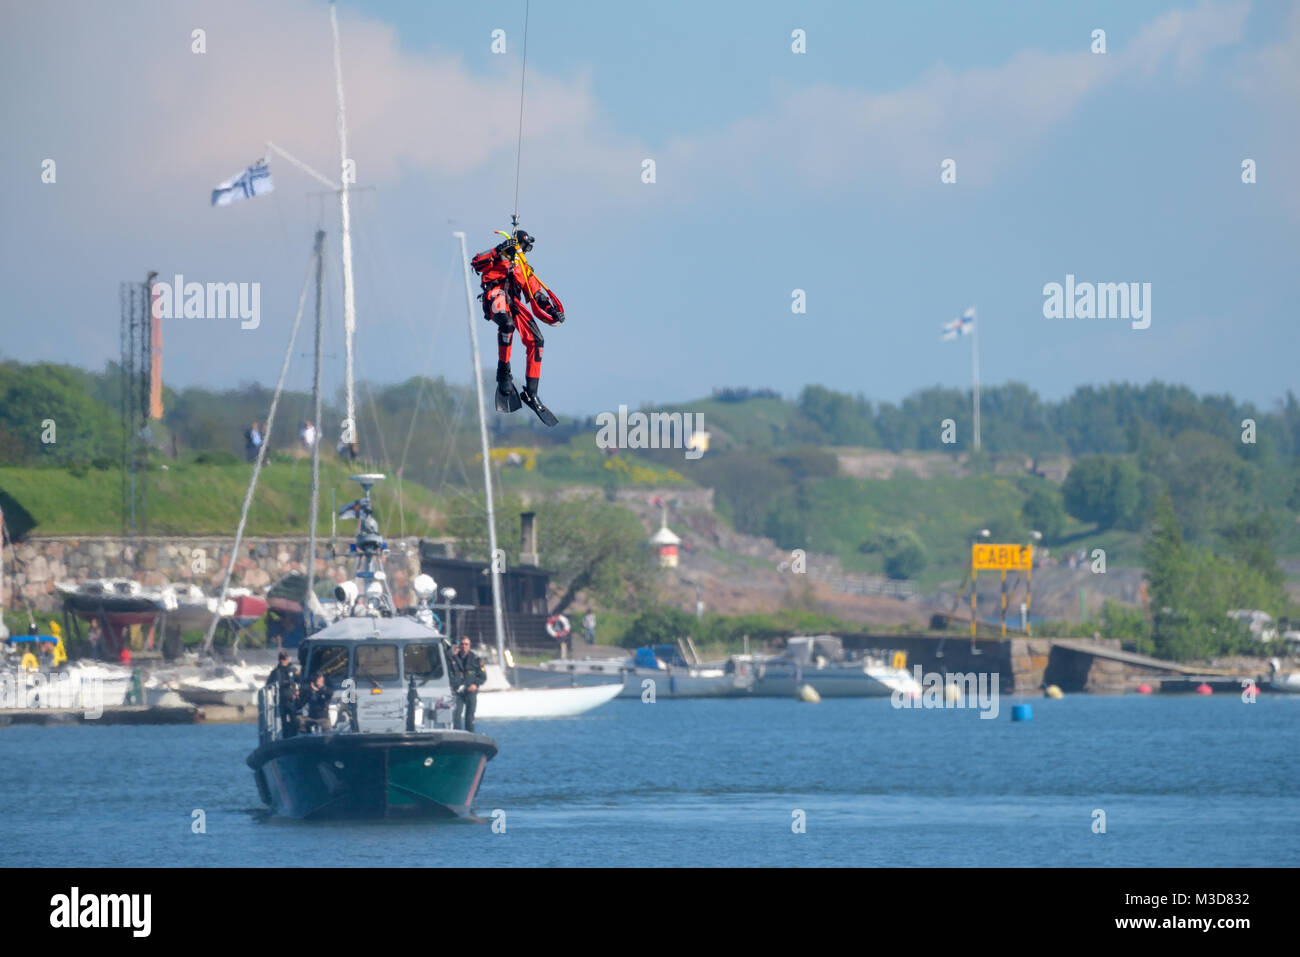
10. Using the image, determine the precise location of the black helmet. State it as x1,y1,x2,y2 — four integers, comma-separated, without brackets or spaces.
514,229,535,253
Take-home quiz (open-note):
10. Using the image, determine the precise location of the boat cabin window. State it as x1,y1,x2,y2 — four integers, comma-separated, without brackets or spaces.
309,645,351,690
355,644,400,685
403,643,444,681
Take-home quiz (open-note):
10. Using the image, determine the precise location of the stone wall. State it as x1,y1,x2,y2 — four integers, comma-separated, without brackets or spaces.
3,535,425,613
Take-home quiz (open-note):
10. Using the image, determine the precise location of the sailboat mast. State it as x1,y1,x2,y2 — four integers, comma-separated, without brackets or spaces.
306,229,326,610
455,232,507,668
329,1,358,457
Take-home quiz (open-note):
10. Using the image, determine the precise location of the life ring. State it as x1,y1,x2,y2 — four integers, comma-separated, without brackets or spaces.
891,651,907,671
546,614,571,639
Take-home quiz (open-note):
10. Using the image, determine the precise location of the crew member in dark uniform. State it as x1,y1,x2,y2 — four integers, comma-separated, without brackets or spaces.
450,637,487,733
298,672,333,734
266,651,300,736
266,651,298,692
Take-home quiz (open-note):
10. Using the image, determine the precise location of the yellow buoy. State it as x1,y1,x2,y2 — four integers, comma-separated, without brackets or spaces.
797,683,821,703
1045,684,1064,699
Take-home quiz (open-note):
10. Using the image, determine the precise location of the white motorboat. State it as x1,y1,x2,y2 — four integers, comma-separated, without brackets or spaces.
473,663,622,718
533,645,754,699
737,636,922,698
164,583,237,629
177,661,271,707
1,662,133,711
1267,659,1300,694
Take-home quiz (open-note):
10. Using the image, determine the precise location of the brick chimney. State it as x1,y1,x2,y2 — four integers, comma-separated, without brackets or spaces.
520,511,539,566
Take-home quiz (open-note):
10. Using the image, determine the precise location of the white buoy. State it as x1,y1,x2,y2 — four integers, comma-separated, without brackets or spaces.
797,683,821,703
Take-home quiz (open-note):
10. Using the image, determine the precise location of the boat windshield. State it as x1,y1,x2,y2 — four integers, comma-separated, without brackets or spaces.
310,645,351,690
403,643,444,682
355,644,400,686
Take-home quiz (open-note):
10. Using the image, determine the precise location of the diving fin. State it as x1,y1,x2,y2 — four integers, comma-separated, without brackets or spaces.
520,386,558,427
496,369,522,413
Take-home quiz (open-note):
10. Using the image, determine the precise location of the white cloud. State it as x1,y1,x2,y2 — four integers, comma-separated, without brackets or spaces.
656,2,1256,195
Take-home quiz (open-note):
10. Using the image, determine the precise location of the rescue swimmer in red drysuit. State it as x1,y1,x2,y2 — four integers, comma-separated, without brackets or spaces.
471,228,564,426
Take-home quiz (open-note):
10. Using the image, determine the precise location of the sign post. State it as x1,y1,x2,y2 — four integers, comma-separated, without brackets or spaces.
971,544,1034,638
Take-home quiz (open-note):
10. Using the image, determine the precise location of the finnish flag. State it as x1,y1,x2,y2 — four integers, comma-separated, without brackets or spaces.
941,306,976,341
211,159,274,207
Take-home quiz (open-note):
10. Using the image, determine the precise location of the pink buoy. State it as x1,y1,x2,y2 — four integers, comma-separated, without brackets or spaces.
1136,683,1153,694
1195,683,1213,695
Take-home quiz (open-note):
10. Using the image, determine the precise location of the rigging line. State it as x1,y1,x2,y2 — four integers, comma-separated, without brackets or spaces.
511,0,531,225
408,248,472,501
203,245,317,654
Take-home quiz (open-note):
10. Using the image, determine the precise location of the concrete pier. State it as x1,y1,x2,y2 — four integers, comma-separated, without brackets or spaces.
0,705,201,726
840,633,1256,694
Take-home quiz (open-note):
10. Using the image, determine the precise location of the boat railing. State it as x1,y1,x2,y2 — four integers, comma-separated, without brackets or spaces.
258,683,279,746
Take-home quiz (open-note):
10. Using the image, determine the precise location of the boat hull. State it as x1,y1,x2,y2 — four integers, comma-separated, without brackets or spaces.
1268,673,1300,693
246,731,497,820
475,682,622,718
750,665,914,697
617,668,750,698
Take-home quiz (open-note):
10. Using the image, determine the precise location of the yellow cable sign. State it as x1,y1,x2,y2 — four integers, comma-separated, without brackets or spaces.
972,543,1033,571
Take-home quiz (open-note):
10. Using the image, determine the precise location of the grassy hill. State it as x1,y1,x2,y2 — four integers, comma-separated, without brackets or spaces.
672,396,797,450
802,472,1146,586
0,458,445,537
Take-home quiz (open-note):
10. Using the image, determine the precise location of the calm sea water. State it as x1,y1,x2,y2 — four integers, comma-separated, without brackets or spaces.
1,695,1296,867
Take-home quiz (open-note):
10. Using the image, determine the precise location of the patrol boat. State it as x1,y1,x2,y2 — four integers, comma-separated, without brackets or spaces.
246,475,498,820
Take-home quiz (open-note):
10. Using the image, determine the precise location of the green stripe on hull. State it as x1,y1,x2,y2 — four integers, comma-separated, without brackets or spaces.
388,750,486,812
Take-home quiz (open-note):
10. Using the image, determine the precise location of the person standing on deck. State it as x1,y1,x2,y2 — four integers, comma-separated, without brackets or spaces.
450,637,487,733
298,672,333,734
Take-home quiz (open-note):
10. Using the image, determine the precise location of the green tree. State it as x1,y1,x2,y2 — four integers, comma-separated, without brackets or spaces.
536,498,662,617
623,605,695,649
860,526,927,579
1062,455,1142,529
1021,486,1066,541
1099,599,1153,653
693,451,789,534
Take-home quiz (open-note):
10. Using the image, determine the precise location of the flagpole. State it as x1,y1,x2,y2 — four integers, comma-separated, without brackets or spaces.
971,307,981,452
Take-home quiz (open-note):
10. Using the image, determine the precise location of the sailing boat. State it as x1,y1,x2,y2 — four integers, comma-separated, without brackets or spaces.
451,232,621,720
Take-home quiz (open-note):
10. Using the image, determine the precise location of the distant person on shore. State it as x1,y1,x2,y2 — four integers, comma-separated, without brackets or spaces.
298,672,333,734
244,422,263,462
300,420,317,450
582,610,596,644
450,637,486,733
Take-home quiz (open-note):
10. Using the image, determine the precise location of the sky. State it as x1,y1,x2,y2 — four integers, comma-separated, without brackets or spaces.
2,0,1298,417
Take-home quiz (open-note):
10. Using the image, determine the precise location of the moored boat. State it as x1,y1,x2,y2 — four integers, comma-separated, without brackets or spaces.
474,661,623,717
737,635,922,698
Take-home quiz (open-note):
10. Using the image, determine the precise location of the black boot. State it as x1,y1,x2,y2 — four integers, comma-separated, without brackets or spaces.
520,376,558,427
495,362,521,413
